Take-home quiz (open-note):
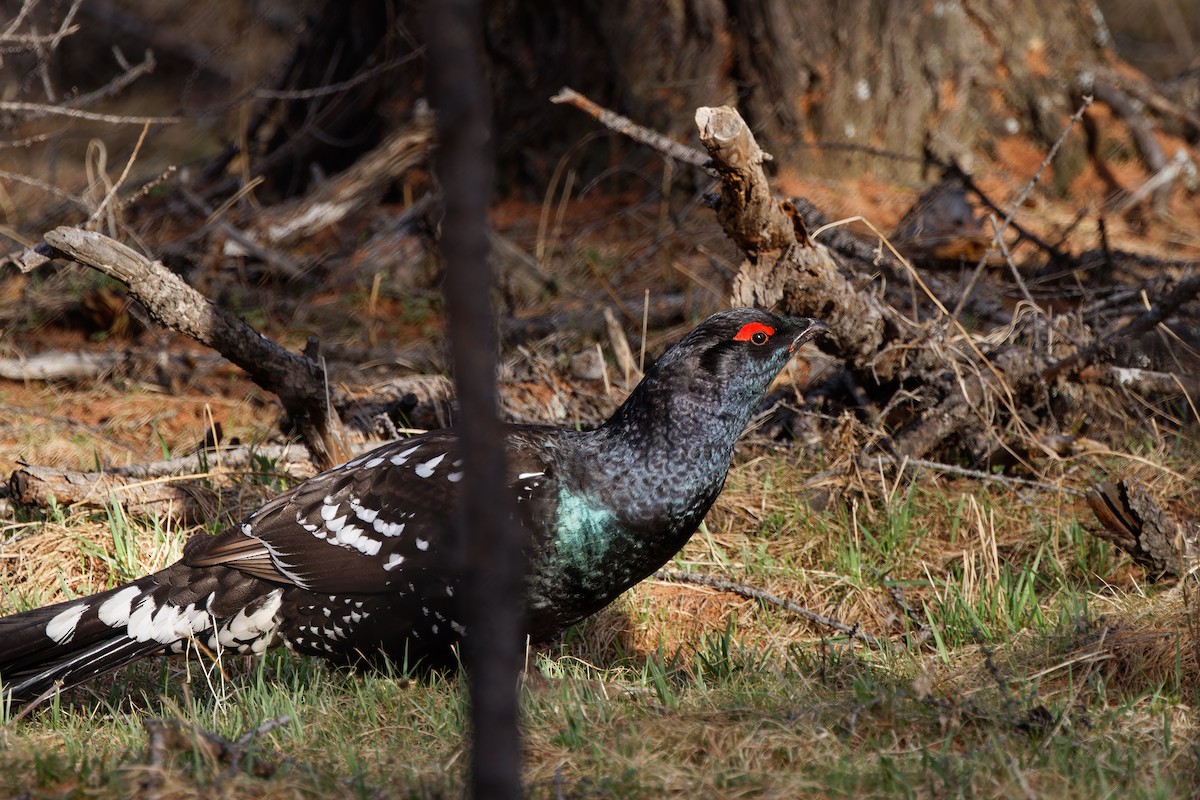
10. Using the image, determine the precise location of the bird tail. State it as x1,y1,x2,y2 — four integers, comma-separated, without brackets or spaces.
0,576,172,706
0,561,285,707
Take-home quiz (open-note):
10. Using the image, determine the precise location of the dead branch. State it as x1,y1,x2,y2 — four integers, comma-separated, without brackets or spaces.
107,443,317,480
0,101,179,125
177,184,308,280
1088,479,1199,579
694,106,792,259
0,347,227,384
8,463,220,525
1085,77,1171,214
694,106,898,373
65,48,157,112
257,116,435,246
878,454,1086,496
551,87,709,168
1043,271,1200,382
0,350,118,381
1109,150,1197,217
17,227,352,469
6,374,455,521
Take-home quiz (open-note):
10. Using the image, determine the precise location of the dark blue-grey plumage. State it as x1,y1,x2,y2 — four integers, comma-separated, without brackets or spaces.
0,308,828,704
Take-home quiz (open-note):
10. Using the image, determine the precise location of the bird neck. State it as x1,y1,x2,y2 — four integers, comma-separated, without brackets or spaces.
578,372,753,524
604,370,756,459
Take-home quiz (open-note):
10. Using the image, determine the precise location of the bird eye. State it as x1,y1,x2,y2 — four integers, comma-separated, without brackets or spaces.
733,322,775,344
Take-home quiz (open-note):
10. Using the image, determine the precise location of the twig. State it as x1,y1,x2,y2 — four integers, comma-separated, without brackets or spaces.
875,454,1086,496
65,48,157,112
653,568,886,648
987,215,1041,317
0,101,179,125
0,168,89,210
0,0,36,41
89,121,152,227
951,97,1093,321
551,86,709,168
1086,77,1171,213
1109,150,1195,216
177,185,307,280
255,52,421,100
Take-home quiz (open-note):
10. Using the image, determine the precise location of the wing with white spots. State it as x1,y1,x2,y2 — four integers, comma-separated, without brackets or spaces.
186,431,561,595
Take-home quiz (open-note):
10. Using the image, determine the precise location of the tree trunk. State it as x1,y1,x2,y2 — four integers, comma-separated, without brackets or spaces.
483,0,1108,182
218,1,1112,193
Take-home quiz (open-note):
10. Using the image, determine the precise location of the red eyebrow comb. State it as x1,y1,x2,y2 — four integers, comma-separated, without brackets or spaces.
733,322,775,341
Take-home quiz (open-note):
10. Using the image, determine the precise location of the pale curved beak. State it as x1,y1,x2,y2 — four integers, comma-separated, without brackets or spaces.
789,318,831,352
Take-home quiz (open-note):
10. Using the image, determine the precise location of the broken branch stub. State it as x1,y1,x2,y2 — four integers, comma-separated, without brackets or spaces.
695,105,893,377
27,227,351,469
1088,479,1199,580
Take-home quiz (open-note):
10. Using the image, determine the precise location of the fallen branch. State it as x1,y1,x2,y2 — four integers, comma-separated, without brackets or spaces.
178,185,308,280
108,443,315,480
8,463,220,524
1043,271,1200,381
1108,150,1196,216
877,454,1087,496
258,116,435,246
694,105,897,373
0,348,227,383
17,227,352,469
1086,78,1171,214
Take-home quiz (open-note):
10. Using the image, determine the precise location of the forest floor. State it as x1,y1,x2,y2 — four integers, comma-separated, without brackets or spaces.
1,62,1199,798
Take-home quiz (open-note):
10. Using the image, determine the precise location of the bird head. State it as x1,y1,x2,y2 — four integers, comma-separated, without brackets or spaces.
613,308,830,433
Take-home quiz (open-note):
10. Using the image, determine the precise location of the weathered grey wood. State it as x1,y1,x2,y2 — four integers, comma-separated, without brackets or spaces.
24,227,351,469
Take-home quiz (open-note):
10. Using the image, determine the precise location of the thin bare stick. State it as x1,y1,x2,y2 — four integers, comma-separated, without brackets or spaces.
255,52,421,100
0,101,179,125
551,86,709,167
65,49,156,111
89,121,151,226
987,214,1043,316
0,168,89,209
2,0,42,40
951,96,1093,320
1044,271,1200,380
178,185,306,280
876,454,1086,496
654,569,886,649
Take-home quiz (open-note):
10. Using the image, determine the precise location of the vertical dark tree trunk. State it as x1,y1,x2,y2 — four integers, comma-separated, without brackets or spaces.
427,2,524,799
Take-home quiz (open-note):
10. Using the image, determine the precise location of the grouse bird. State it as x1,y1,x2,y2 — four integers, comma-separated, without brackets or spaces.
0,308,828,704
